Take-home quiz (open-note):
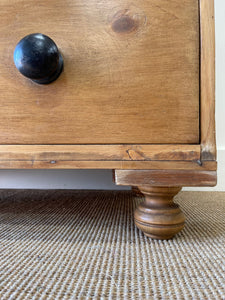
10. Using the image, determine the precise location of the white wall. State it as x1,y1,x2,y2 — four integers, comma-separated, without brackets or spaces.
215,0,225,150
0,0,224,190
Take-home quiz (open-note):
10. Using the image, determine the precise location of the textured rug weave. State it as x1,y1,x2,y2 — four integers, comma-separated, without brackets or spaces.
0,190,224,300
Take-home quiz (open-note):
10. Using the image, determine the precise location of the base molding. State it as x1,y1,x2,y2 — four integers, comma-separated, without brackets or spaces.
114,169,217,187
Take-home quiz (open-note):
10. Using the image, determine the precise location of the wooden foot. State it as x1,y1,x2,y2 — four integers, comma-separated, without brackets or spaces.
134,186,185,240
131,187,143,196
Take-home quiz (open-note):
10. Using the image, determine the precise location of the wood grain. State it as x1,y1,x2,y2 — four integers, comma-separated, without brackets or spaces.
0,0,199,144
134,187,185,240
0,160,217,170
0,145,200,161
200,0,216,160
114,169,217,186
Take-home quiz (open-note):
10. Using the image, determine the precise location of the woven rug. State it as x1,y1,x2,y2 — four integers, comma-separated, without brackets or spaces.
0,190,224,300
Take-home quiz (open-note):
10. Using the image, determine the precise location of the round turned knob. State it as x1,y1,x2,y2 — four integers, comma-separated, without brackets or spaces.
14,33,63,84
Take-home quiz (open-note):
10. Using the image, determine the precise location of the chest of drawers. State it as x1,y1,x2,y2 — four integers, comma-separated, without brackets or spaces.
0,0,216,239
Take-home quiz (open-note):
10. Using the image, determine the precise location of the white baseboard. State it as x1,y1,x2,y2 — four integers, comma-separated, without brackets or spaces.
184,149,225,191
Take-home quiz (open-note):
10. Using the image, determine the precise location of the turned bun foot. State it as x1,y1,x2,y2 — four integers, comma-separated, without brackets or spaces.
134,187,185,240
132,187,143,196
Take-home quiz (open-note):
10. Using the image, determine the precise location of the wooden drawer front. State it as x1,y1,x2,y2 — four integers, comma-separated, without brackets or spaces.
0,0,199,144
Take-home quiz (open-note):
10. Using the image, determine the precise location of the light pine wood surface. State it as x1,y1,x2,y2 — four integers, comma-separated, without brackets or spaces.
114,169,217,187
0,160,217,170
0,145,200,161
200,0,216,160
0,0,199,144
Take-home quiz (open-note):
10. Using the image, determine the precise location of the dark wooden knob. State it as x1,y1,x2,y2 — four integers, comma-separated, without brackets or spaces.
14,33,63,84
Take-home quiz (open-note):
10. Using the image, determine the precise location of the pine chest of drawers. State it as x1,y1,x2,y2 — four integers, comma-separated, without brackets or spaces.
0,0,216,239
